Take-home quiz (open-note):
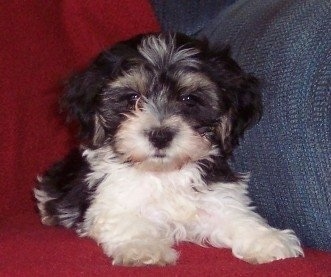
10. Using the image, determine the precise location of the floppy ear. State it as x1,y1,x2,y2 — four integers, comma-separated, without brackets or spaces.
61,36,148,147
61,50,123,147
206,48,262,157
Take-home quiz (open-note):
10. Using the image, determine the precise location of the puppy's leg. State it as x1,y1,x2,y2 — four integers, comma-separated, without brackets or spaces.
34,149,90,228
190,183,303,264
110,238,178,266
83,213,178,266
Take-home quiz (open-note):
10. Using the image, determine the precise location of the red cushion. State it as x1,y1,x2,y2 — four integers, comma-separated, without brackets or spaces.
3,211,331,276
1,0,159,216
1,1,330,275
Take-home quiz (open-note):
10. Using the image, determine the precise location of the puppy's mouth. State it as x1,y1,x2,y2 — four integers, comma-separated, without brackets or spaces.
135,154,189,172
152,150,166,159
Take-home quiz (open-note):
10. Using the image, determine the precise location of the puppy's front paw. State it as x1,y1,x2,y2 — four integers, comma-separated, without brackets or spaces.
235,229,303,264
110,240,179,266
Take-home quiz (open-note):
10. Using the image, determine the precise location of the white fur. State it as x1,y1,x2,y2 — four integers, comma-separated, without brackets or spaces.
138,34,201,70
79,147,303,266
114,108,216,172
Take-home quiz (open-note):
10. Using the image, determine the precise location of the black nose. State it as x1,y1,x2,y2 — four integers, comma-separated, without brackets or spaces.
148,127,175,149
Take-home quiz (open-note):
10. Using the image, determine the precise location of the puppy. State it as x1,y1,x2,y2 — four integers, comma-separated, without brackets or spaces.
34,33,303,266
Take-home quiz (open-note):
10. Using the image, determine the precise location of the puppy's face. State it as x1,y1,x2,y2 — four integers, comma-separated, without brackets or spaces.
63,33,261,171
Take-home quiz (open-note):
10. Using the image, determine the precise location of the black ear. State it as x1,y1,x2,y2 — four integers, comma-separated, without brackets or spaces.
206,48,262,157
61,50,124,146
61,38,145,146
62,68,101,146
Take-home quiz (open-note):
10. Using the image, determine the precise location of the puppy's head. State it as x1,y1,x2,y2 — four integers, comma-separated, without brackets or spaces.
63,33,261,171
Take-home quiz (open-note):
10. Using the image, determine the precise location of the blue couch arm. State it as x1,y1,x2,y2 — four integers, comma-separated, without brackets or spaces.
152,0,331,250
202,0,331,251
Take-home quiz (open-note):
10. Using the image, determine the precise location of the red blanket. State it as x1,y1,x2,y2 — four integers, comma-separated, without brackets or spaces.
1,1,330,275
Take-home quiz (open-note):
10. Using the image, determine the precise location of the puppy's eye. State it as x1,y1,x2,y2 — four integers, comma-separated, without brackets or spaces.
119,92,140,108
127,93,140,106
180,94,200,107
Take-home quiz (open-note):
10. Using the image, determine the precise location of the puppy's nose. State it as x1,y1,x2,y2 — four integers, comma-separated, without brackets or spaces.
148,127,174,149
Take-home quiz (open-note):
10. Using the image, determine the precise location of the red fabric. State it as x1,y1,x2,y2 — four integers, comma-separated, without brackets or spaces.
2,213,331,276
1,1,330,276
1,0,159,217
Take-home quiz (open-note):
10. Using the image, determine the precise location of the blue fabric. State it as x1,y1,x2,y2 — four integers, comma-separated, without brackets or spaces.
152,0,331,250
150,0,236,36
200,0,331,251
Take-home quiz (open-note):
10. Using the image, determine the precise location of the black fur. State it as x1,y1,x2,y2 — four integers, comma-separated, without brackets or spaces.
36,148,94,227
62,43,142,145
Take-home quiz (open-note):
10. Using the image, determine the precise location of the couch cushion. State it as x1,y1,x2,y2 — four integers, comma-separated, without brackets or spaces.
3,211,331,275
199,0,331,250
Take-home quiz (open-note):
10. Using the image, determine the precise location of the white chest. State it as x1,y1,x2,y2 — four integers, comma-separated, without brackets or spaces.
85,158,206,224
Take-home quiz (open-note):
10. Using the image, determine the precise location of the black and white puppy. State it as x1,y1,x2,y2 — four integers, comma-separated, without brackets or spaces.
34,33,303,266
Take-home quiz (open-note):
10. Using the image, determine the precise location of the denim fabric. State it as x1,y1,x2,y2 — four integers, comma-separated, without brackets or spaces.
151,0,331,250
